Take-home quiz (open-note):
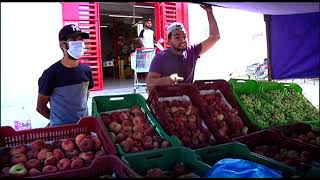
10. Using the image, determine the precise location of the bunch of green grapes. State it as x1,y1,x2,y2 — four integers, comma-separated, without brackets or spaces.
240,94,275,128
265,89,319,123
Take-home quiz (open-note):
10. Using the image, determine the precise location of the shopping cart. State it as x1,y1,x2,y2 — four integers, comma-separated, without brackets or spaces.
130,48,156,93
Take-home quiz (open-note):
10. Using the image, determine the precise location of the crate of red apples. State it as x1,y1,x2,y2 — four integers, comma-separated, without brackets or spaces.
233,129,320,175
193,80,258,143
147,84,217,150
0,117,140,178
272,122,320,148
92,94,181,156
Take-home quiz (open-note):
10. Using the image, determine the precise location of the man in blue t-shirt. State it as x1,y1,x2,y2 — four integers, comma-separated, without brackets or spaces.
37,24,94,126
146,4,220,92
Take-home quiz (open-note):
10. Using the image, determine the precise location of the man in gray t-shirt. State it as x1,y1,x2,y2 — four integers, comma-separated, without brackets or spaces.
146,4,220,92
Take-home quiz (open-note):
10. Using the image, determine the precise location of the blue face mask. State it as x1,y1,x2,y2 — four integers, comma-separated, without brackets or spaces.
66,41,85,59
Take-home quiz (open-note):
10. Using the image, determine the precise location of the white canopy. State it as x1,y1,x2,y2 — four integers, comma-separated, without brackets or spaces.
204,2,320,15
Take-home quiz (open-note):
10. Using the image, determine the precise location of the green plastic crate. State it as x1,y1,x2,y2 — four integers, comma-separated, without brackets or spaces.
91,93,182,156
229,79,261,95
229,79,273,129
121,147,211,177
259,80,302,94
195,142,303,178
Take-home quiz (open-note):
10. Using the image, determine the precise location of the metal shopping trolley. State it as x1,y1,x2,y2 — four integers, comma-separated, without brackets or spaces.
130,48,156,93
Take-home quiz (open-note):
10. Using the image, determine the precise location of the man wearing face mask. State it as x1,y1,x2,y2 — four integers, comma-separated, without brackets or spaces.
146,4,220,92
36,24,94,126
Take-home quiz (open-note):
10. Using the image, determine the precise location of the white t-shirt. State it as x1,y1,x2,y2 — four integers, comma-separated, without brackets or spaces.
139,28,154,49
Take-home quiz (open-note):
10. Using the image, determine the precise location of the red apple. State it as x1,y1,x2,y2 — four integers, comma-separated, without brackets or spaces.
37,149,52,161
42,165,58,174
53,148,65,160
143,136,153,143
153,136,163,144
109,122,122,133
91,136,102,151
10,145,27,155
143,141,153,150
101,113,111,125
161,141,170,148
133,132,143,141
44,156,59,166
51,140,62,149
78,137,94,152
199,133,208,143
31,139,46,151
131,105,142,115
152,142,159,149
133,116,146,126
116,133,126,143
120,141,131,152
44,144,53,152
79,152,95,161
120,129,133,138
75,134,87,146
61,139,75,152
144,126,154,136
121,119,132,128
64,149,80,159
71,159,84,169
119,112,129,121
29,168,42,176
27,149,39,160
57,158,71,171
125,138,134,147
25,159,41,170
11,153,27,164
133,125,144,133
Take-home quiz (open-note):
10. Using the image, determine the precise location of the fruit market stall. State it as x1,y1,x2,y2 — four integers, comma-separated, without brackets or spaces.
1,79,319,178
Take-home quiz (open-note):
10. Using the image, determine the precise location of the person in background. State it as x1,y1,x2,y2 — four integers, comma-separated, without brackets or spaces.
146,4,220,92
36,24,94,126
138,17,155,49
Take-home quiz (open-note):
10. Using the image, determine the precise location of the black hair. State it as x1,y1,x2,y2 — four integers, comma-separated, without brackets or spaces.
168,32,173,40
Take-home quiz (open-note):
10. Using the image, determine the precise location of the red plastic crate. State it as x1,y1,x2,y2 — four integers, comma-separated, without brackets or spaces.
0,117,122,177
0,117,116,155
147,83,216,149
194,80,258,130
271,122,320,148
233,129,320,172
194,79,259,133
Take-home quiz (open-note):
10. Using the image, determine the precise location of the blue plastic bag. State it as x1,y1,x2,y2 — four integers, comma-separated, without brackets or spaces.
206,158,282,178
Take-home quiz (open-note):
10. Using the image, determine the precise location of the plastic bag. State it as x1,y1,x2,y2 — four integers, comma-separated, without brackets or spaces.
13,106,32,131
206,158,282,178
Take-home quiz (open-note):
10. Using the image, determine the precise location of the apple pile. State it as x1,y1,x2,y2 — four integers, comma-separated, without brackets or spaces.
286,131,320,146
252,144,317,171
100,105,171,153
144,163,199,178
201,92,249,142
0,134,105,177
157,99,215,149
